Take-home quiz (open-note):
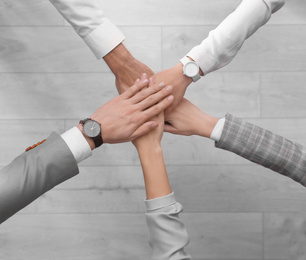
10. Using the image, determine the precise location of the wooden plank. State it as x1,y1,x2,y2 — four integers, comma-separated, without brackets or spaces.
56,166,144,190
0,73,117,119
271,0,306,25
0,27,161,73
0,0,64,26
0,214,151,260
0,120,64,166
80,0,306,26
162,25,306,72
261,72,306,118
185,72,261,118
0,212,262,259
30,189,146,214
92,0,240,26
264,213,306,260
183,213,263,259
168,165,306,213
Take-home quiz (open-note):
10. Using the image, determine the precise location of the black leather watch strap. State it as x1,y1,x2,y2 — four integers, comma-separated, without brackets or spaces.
92,135,103,148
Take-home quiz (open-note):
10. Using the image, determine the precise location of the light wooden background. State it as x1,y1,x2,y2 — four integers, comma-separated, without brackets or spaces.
0,0,306,259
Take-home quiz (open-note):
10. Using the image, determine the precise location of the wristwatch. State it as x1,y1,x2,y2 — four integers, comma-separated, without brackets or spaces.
180,56,201,82
79,118,103,148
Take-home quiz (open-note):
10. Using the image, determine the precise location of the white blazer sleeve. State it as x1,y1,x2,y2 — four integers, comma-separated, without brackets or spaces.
49,0,126,59
187,0,285,75
145,193,192,260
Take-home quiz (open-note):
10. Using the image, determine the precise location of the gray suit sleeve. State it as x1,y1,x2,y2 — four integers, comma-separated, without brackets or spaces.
145,193,192,260
215,113,306,186
0,132,79,224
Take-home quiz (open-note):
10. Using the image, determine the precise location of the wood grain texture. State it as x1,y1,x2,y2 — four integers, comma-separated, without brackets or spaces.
162,25,306,72
0,214,151,260
0,0,64,26
183,213,263,259
0,213,262,260
264,213,306,260
0,73,117,119
185,72,261,118
261,72,306,118
0,27,161,73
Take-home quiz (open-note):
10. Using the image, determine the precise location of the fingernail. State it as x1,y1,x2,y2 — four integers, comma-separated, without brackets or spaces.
143,79,149,84
142,73,147,78
151,123,158,129
136,78,140,83
168,95,174,101
159,82,165,87
149,77,154,83
166,85,173,91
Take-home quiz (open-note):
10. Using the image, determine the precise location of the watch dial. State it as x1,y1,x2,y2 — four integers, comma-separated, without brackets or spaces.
185,62,199,77
83,120,101,138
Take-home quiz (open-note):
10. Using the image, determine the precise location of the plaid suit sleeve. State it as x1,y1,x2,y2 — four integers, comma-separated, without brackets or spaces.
0,132,79,224
215,113,306,187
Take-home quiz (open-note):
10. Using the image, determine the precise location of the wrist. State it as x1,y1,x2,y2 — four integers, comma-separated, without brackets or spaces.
197,114,219,138
103,43,134,75
137,143,162,158
174,62,193,87
76,124,95,151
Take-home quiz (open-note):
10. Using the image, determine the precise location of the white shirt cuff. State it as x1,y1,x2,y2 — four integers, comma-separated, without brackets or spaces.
83,19,126,59
61,127,92,164
210,118,225,142
145,192,176,212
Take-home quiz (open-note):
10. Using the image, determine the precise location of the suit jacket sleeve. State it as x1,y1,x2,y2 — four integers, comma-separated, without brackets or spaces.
0,132,79,224
49,0,125,59
215,113,306,186
145,193,192,260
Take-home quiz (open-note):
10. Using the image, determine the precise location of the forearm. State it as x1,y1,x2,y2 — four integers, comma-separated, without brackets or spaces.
216,114,306,186
137,143,191,259
138,145,172,200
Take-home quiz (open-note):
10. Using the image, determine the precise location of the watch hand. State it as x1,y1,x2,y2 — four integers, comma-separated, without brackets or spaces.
91,123,96,130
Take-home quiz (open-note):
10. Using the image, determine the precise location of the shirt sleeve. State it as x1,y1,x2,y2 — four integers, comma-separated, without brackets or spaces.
61,127,92,164
145,192,192,260
49,0,126,59
210,118,225,142
186,0,285,75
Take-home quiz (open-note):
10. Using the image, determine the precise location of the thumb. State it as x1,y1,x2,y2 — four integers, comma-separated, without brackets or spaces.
130,121,158,140
164,124,178,134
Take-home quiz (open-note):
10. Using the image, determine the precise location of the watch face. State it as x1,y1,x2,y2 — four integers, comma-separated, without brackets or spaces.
83,120,101,138
185,62,199,77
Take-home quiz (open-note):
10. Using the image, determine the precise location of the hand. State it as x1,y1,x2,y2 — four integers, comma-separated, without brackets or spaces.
78,74,174,149
103,44,154,94
132,79,166,151
153,63,193,117
164,98,218,138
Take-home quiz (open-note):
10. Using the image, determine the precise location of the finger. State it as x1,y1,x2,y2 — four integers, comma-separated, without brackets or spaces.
129,121,158,141
122,74,149,99
137,85,173,111
131,81,166,104
164,124,178,134
138,95,174,124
